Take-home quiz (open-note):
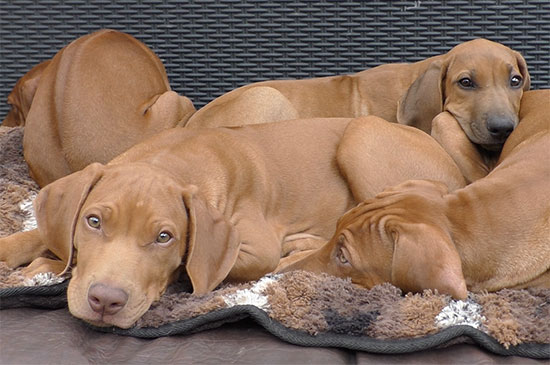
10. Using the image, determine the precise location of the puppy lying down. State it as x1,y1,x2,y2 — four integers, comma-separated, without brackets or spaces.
280,90,550,299
0,116,466,328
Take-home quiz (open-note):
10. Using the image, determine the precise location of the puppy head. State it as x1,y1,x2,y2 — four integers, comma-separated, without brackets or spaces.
35,162,239,328
443,39,530,150
2,60,51,127
282,180,467,299
398,39,530,150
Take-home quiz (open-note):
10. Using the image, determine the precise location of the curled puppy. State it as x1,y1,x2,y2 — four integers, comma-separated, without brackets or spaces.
280,90,550,299
20,29,195,187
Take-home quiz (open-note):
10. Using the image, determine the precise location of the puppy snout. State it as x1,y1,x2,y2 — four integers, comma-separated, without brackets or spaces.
88,283,129,316
486,116,515,141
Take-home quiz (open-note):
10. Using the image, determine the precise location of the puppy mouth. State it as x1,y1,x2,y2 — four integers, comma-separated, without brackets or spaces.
84,316,120,328
469,120,505,149
78,302,148,329
480,142,504,151
68,281,152,329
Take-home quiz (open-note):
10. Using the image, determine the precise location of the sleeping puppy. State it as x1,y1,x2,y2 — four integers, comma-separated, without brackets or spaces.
280,90,550,299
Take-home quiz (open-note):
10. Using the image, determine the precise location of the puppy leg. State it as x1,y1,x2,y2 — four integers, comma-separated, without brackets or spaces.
431,112,494,183
0,229,48,268
338,116,466,201
276,237,326,273
227,216,283,282
187,86,299,128
22,257,66,278
281,236,326,257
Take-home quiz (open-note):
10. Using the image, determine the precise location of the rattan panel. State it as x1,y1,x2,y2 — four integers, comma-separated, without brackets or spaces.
1,0,549,117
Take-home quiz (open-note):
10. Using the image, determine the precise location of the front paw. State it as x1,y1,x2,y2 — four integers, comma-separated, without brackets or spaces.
21,257,67,279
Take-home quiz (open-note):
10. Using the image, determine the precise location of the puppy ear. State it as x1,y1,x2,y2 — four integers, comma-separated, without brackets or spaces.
514,51,531,91
3,60,50,127
397,60,446,133
182,187,240,294
388,221,467,299
33,162,105,270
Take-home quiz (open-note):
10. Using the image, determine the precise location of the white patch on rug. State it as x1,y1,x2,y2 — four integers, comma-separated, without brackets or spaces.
23,272,65,287
19,192,38,231
435,299,486,329
222,275,279,310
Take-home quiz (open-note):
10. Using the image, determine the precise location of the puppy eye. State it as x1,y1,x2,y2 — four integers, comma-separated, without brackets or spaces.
336,247,349,265
335,235,350,265
510,75,522,88
86,215,101,229
156,231,173,245
458,77,474,89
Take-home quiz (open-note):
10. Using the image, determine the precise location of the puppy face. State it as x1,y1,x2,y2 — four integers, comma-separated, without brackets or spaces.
67,164,190,329
280,201,394,288
444,39,530,150
281,180,467,299
34,162,240,329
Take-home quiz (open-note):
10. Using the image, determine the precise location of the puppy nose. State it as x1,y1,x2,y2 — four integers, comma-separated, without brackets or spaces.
88,283,128,315
487,117,515,141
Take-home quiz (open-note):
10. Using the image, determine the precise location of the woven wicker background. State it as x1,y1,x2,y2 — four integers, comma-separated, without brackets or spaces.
1,0,549,118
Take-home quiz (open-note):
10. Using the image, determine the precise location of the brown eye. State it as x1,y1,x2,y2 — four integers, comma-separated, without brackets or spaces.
156,231,173,245
510,75,522,88
458,77,474,89
86,215,101,229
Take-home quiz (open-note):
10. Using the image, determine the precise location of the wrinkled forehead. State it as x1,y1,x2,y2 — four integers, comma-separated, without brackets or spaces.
335,201,388,234
338,192,439,234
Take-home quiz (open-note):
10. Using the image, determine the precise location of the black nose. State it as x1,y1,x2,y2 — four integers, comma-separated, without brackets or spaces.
486,117,515,141
88,283,128,316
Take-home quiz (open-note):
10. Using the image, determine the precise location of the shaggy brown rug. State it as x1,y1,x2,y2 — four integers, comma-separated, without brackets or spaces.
0,126,548,359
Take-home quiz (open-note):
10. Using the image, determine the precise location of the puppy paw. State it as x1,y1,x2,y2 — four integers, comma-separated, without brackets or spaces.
21,257,66,279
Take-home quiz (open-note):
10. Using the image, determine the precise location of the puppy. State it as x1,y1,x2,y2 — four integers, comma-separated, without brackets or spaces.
0,115,467,328
280,90,549,299
187,39,529,159
20,29,195,187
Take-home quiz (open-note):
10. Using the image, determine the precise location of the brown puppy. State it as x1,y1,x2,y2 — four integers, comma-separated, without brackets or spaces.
280,90,550,299
0,116,465,328
186,40,529,158
21,29,195,187
2,60,51,127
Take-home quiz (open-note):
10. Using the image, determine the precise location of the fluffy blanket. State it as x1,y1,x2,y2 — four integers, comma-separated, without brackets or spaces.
0,126,548,359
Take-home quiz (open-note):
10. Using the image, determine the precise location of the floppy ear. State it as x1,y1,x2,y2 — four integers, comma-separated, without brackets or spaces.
514,51,531,91
397,60,446,133
33,162,105,273
19,70,43,113
182,187,241,294
3,60,50,127
388,221,467,299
